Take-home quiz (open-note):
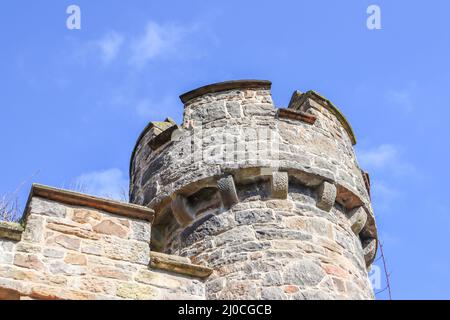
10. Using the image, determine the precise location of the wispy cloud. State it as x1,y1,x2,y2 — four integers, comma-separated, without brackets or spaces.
357,144,415,176
72,20,204,69
386,82,417,112
358,144,398,168
129,22,190,67
94,31,124,64
75,168,128,201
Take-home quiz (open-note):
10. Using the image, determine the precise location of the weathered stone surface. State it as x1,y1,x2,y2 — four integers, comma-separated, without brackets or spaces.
131,220,151,242
15,242,41,254
53,235,81,251
346,206,368,235
151,251,213,278
81,241,103,256
217,175,239,208
116,283,159,300
93,220,128,238
43,248,65,259
235,209,275,225
78,277,116,296
270,172,289,199
284,260,325,287
0,222,24,241
255,227,311,241
362,238,377,266
103,236,149,265
72,209,102,224
214,225,256,247
13,254,45,272
316,181,336,212
0,252,13,264
49,261,86,276
90,265,130,281
30,198,66,218
64,253,87,265
171,194,195,226
47,222,100,240
22,215,44,243
261,287,287,300
0,287,20,300
226,102,243,118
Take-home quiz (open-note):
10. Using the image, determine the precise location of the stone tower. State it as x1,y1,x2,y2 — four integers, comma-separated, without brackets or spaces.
129,80,377,300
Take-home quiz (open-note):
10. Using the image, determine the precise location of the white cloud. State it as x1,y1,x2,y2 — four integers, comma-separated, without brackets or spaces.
75,168,128,201
129,21,192,67
357,144,415,177
94,32,124,64
358,144,398,168
386,82,417,112
71,20,209,69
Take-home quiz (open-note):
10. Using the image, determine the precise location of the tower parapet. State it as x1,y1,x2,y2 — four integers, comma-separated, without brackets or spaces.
130,80,377,299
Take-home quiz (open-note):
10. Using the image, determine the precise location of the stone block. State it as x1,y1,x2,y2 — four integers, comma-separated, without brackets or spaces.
53,234,81,251
362,238,377,267
270,172,288,199
316,181,336,212
217,175,239,208
30,198,66,218
116,283,160,300
103,236,149,265
171,194,195,226
46,222,101,240
93,219,128,238
64,253,87,265
346,206,368,235
131,220,151,242
284,260,325,287
22,215,44,244
13,253,45,272
235,209,275,225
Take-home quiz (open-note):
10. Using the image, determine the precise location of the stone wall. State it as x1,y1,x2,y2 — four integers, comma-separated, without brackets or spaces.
0,185,209,300
169,186,372,299
129,80,378,300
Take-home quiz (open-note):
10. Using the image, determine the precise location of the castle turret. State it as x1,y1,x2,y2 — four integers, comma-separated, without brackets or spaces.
129,80,378,299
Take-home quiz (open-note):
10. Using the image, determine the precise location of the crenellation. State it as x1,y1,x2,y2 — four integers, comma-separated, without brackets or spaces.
129,80,378,300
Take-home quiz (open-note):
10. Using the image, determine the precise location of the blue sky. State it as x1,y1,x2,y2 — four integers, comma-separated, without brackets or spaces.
1,0,449,299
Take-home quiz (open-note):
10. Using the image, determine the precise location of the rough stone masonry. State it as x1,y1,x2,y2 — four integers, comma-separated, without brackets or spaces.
0,80,377,300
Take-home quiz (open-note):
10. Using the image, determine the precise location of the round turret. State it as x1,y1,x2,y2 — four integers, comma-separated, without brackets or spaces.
129,80,377,299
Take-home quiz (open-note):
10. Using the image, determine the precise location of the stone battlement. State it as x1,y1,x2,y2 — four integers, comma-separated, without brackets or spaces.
0,80,378,300
128,80,378,300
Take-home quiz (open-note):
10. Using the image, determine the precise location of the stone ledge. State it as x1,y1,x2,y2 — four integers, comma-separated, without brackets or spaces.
149,124,178,151
148,167,378,268
150,251,213,279
278,108,317,124
0,221,24,241
23,184,154,223
179,79,272,104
